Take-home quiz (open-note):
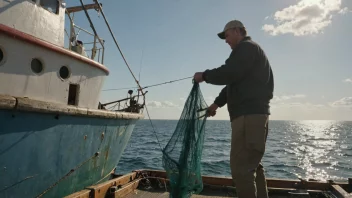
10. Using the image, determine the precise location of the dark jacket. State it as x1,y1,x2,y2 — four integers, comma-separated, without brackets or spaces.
203,36,274,121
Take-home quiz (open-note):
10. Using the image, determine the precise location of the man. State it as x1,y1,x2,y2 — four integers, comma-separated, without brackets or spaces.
193,20,274,198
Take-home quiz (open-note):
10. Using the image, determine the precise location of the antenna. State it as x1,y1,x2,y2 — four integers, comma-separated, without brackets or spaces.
138,44,145,82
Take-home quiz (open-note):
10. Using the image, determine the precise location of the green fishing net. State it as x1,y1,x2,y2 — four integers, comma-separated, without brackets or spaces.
162,82,208,198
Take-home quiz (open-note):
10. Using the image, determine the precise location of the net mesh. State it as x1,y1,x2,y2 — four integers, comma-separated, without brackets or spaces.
162,82,208,198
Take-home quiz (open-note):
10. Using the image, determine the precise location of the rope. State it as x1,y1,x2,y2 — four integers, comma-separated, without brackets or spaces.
142,76,192,89
93,0,145,95
102,76,193,91
35,152,99,198
0,175,37,193
94,168,116,184
144,104,163,151
92,0,189,164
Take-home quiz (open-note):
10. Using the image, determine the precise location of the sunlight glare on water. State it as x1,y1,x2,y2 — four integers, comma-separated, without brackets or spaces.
287,120,348,181
118,120,352,182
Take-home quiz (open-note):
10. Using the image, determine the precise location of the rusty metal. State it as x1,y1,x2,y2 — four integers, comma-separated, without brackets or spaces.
101,132,105,141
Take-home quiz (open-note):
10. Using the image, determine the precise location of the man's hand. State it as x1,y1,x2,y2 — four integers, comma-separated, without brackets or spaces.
193,72,204,83
207,103,218,117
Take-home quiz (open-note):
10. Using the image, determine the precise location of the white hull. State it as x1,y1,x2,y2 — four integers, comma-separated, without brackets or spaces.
0,25,108,109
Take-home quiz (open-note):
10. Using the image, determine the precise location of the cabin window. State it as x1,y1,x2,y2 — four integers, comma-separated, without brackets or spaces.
59,66,70,79
68,84,79,106
40,0,59,14
31,58,44,74
0,47,4,65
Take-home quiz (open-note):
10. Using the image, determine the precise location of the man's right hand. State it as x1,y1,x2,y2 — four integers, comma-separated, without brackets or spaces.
207,103,218,117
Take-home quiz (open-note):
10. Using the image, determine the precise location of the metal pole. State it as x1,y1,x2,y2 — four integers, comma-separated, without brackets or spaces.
79,0,104,49
91,35,97,60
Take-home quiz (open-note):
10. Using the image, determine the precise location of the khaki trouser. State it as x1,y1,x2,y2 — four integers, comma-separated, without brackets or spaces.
230,114,269,198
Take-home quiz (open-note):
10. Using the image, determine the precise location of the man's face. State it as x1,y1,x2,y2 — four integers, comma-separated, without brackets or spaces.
225,28,241,49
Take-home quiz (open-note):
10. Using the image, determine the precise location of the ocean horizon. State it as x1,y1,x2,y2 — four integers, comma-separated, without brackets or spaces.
116,120,352,182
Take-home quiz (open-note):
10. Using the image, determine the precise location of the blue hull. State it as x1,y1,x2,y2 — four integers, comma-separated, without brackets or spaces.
0,109,139,198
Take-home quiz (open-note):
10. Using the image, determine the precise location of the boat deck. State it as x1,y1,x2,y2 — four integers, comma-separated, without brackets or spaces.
65,170,352,198
124,186,288,198
125,189,231,198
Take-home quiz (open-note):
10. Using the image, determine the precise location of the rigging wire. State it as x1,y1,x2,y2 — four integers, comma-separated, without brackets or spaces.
102,76,193,91
93,0,184,151
93,0,144,94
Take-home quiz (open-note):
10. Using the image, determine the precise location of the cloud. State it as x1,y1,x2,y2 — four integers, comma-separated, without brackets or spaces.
147,100,179,108
272,101,326,109
338,7,349,14
344,78,352,83
272,94,306,103
331,97,352,107
262,0,348,36
179,97,186,102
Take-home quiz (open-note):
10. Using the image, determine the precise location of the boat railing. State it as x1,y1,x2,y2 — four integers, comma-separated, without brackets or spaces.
99,90,147,114
64,2,146,114
65,3,105,64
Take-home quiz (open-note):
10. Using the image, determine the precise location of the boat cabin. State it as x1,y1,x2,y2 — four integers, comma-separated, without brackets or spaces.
0,0,109,109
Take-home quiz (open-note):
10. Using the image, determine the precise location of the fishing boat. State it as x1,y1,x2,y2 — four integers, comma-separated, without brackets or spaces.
1,1,351,198
0,1,145,197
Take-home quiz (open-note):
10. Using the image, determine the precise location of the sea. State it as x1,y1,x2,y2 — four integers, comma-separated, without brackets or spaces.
116,120,352,182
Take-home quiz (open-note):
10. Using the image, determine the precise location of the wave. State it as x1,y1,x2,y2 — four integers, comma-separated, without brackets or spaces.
116,120,352,180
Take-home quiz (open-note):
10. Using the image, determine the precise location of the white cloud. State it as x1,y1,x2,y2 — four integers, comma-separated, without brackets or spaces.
344,78,352,83
338,7,349,14
272,94,306,103
146,101,162,108
262,0,348,36
331,97,352,107
270,102,350,120
272,101,326,109
147,100,179,108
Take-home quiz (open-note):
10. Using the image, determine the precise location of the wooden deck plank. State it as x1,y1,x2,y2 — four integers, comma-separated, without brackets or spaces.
65,170,351,198
113,179,141,198
123,189,290,198
130,170,349,190
331,185,352,198
86,172,137,198
63,189,91,198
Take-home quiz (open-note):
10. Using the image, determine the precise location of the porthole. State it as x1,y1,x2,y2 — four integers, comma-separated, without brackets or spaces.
0,48,4,63
31,58,44,74
59,66,70,79
0,46,6,66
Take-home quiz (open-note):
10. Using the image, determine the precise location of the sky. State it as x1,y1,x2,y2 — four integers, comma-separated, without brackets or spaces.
66,0,352,121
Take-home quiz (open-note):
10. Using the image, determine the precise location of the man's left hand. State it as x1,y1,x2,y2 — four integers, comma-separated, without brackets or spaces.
193,72,204,83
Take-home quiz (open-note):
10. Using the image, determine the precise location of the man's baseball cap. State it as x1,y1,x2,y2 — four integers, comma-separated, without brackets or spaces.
217,20,245,39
